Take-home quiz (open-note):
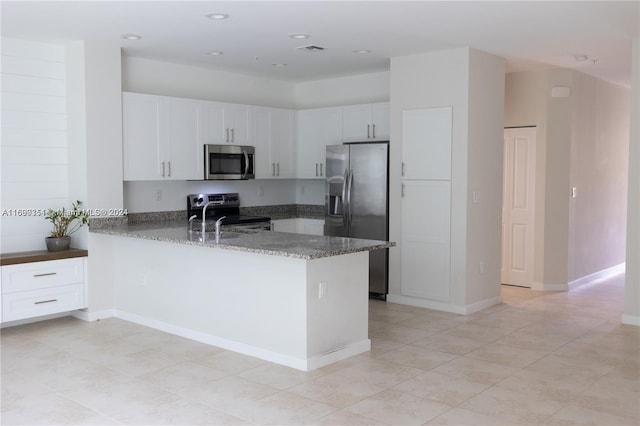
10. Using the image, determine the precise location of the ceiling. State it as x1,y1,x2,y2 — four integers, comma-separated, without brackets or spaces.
2,1,638,86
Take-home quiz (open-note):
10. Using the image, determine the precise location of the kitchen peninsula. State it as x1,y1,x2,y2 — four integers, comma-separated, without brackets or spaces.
90,221,393,371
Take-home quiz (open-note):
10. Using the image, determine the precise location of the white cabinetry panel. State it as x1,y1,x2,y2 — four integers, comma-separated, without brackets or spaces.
1,257,87,323
203,101,251,145
342,102,389,142
123,92,203,181
401,180,451,302
253,107,295,179
296,107,342,179
402,107,452,180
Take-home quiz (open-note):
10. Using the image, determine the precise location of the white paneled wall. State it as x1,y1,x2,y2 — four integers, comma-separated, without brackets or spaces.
1,38,68,252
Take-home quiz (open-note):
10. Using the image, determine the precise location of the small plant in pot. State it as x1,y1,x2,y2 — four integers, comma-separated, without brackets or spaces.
44,200,89,252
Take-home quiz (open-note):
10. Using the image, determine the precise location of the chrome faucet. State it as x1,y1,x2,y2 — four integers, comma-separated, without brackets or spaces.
215,216,226,243
188,215,197,232
201,201,224,234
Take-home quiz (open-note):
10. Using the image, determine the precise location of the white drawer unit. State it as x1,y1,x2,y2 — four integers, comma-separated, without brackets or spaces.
1,257,87,323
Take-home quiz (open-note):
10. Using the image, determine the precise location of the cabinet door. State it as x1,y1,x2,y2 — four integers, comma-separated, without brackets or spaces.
252,106,272,178
226,103,252,145
371,102,390,140
342,104,372,142
166,98,203,180
401,180,451,302
270,108,295,178
203,101,227,144
270,219,297,233
296,107,342,179
122,92,166,180
402,107,452,180
296,109,322,178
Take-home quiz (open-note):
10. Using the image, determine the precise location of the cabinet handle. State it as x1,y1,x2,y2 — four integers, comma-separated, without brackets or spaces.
367,124,370,139
226,128,229,143
401,183,406,198
35,299,58,305
168,161,171,177
401,162,405,177
231,128,235,142
276,163,280,176
161,161,166,177
33,272,57,278
372,124,376,139
320,163,323,176
315,163,318,176
272,163,276,176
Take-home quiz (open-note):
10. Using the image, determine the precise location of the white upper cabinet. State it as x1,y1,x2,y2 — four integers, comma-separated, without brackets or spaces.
401,107,452,180
342,102,389,142
122,92,203,181
203,101,251,145
253,106,295,179
295,107,342,179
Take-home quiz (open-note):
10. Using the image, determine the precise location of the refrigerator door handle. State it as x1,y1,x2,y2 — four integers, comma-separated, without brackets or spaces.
347,169,354,226
342,169,349,228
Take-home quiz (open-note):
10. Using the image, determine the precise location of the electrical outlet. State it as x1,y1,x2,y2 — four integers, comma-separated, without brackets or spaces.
472,191,481,203
259,186,264,197
478,261,485,274
155,189,162,201
319,281,327,299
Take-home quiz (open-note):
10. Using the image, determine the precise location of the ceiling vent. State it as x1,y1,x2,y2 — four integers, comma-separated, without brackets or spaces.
297,45,326,52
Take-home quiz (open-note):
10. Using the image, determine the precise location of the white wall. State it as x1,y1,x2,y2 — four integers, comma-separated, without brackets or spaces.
1,38,68,253
568,73,629,282
123,56,297,109
295,71,390,109
465,49,505,306
65,42,122,314
506,68,631,290
624,37,639,325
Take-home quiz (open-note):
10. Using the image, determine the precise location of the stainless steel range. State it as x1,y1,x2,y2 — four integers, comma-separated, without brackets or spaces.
186,193,271,231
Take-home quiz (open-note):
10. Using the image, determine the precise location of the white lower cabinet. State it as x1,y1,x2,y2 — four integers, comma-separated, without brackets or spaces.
270,218,324,235
401,180,451,302
1,257,86,323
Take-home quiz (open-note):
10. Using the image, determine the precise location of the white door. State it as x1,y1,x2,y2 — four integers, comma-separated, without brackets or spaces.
502,127,536,287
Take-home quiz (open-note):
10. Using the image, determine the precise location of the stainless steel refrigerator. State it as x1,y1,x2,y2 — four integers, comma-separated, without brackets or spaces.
324,142,389,298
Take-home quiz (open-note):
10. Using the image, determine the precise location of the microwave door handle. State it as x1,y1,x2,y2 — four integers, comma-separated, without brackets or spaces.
242,150,249,178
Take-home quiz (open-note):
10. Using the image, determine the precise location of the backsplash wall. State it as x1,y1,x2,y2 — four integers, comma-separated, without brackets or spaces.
123,179,324,213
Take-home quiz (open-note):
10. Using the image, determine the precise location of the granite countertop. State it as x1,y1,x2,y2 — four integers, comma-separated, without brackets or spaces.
90,220,394,260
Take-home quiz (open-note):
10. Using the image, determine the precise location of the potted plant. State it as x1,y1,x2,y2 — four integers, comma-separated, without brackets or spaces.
44,200,89,252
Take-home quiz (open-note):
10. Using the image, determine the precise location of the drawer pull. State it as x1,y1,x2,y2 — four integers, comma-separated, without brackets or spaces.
33,272,57,278
35,299,58,305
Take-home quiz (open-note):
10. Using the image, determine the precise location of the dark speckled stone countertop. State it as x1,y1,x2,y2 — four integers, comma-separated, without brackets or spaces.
90,220,394,260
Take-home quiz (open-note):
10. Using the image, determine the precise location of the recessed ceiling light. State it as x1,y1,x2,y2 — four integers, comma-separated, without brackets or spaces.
207,50,223,56
205,13,228,20
121,34,142,40
353,49,371,54
271,63,287,67
574,54,590,62
289,33,309,40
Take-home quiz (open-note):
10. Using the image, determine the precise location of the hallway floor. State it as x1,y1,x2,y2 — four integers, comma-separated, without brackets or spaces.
2,274,638,425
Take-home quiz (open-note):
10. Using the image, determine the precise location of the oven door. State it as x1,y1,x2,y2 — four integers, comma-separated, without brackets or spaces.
204,145,255,180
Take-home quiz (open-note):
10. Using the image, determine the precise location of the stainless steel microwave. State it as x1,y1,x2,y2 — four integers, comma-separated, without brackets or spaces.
204,145,255,180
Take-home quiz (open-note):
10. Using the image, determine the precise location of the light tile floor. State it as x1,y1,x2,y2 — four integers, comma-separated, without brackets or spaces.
2,273,638,425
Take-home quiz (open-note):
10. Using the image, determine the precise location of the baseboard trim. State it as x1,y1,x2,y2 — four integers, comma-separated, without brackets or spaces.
532,282,568,291
386,294,502,315
569,263,626,289
621,314,640,326
113,309,369,371
71,309,115,322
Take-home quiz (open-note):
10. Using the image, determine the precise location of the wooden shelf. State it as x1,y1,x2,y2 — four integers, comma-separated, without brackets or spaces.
0,248,88,266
